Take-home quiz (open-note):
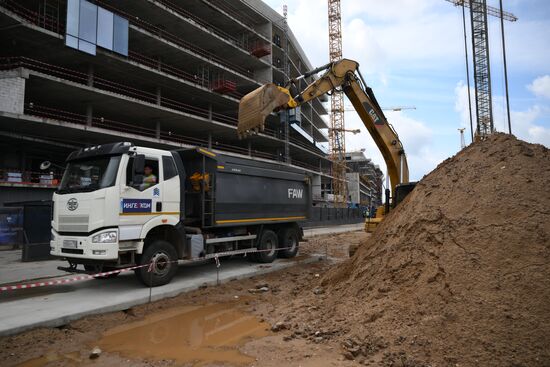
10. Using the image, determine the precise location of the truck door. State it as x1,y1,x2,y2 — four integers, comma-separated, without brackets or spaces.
119,156,163,240
161,155,180,216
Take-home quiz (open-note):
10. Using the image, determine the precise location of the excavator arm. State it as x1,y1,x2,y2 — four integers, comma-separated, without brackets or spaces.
237,58,409,195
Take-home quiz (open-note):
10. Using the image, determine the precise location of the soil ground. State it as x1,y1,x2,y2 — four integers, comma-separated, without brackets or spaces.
0,231,366,367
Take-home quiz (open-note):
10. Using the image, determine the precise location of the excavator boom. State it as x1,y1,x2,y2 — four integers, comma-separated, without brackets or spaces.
237,58,409,195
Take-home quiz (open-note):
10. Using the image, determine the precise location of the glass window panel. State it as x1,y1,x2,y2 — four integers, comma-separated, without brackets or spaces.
78,0,97,44
113,15,129,56
66,0,80,36
78,40,96,55
162,156,177,180
97,8,114,50
65,35,78,49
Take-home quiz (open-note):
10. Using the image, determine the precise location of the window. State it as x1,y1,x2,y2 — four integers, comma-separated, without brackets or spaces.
65,35,78,48
113,15,129,56
162,156,177,180
78,1,97,43
58,155,121,194
66,0,79,36
126,157,159,191
97,7,114,50
65,0,128,57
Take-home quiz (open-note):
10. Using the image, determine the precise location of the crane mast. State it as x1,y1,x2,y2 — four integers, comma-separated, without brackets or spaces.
445,0,517,139
327,0,347,206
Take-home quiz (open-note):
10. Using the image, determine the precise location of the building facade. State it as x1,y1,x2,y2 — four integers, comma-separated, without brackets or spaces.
345,150,383,210
0,0,335,204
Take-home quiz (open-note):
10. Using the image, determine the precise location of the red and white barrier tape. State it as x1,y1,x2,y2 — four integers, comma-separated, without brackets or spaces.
0,264,147,292
0,245,296,292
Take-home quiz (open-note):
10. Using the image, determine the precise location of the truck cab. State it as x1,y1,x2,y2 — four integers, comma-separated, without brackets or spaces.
50,142,308,286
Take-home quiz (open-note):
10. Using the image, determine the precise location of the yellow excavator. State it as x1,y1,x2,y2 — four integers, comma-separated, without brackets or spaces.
237,59,416,233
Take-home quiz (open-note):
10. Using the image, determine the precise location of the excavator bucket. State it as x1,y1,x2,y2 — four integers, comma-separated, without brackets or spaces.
237,83,291,138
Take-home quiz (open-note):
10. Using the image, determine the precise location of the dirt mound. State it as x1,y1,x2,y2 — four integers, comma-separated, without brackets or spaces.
319,134,550,366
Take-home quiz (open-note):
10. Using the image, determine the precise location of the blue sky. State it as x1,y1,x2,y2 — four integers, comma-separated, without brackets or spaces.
262,0,550,181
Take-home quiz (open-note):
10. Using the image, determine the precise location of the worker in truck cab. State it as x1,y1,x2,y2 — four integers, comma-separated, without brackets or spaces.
142,164,157,189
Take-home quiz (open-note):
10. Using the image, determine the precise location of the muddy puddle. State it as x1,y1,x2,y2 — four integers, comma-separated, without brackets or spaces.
16,351,81,367
98,301,270,366
15,301,270,367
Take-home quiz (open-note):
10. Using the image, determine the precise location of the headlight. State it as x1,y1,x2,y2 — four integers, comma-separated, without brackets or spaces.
92,231,117,243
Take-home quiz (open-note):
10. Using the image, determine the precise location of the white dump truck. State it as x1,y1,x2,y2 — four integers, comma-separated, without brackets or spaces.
50,142,310,286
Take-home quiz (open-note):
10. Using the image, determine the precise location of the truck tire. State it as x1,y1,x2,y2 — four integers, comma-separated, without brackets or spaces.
84,265,120,279
256,230,278,263
278,227,299,258
135,240,178,287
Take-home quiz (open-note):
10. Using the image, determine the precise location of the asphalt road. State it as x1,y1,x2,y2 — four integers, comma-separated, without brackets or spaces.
0,223,363,336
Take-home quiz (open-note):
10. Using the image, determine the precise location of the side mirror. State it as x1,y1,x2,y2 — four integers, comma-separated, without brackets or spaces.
132,154,145,185
40,161,52,170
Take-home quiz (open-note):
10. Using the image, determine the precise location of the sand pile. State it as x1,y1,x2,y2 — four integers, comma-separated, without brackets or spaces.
314,134,549,366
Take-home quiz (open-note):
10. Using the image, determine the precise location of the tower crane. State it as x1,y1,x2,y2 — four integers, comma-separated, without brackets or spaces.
445,0,517,139
340,106,416,112
327,0,347,206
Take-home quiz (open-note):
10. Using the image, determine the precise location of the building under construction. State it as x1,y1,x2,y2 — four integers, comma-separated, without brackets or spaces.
0,0,349,204
345,151,383,211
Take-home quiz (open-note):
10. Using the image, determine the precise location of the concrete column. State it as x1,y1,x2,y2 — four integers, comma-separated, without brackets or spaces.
87,65,94,87
254,66,272,83
248,141,252,156
208,133,212,149
312,174,322,200
0,69,28,114
86,104,93,127
155,120,161,139
156,87,161,106
208,103,212,121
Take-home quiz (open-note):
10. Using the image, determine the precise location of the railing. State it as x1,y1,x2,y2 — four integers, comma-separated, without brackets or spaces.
0,169,62,187
0,56,239,126
22,103,331,175
207,0,264,31
22,103,275,161
153,0,244,49
0,0,257,81
1,56,323,161
0,0,65,33
93,0,255,79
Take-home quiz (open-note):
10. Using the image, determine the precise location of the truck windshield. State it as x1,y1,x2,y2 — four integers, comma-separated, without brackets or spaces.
58,155,121,194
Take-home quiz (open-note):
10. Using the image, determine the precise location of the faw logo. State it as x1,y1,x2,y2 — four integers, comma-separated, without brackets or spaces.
288,188,303,199
67,198,78,211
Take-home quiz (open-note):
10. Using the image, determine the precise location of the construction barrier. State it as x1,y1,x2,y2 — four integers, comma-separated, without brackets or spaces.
0,245,297,292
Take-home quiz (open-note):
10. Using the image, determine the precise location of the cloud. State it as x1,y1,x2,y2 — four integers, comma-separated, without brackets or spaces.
454,80,550,148
508,106,550,147
344,110,442,181
527,75,550,99
454,81,475,130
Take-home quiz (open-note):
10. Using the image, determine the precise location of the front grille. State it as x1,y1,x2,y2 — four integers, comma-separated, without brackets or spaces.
58,215,89,232
62,248,84,254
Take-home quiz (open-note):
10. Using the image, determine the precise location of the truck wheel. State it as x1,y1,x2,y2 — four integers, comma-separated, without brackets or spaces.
135,240,178,287
278,227,299,258
256,230,278,263
84,265,120,279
